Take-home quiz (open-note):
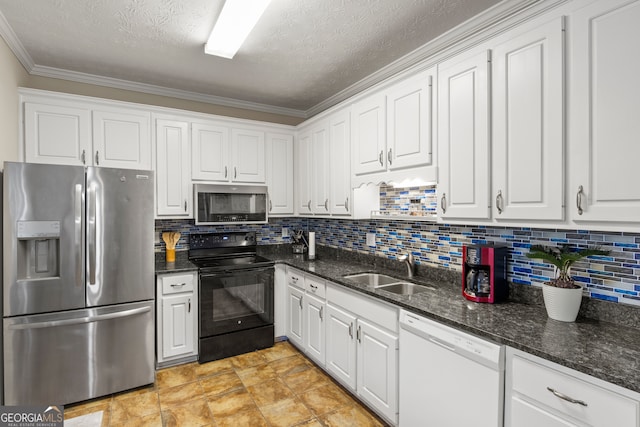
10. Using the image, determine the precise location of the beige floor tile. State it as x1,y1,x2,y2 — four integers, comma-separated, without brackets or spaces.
194,359,234,379
319,405,386,427
118,412,162,427
158,381,203,408
214,407,268,427
228,351,267,370
109,389,160,423
236,363,278,387
161,399,212,427
259,341,298,362
113,384,157,400
156,363,197,389
268,354,313,377
199,371,244,397
259,397,314,427
65,395,112,413
246,378,294,407
283,367,332,394
298,383,353,416
295,419,324,427
206,388,257,418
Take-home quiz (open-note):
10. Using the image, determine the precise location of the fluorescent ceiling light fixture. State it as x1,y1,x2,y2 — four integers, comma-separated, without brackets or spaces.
205,0,272,59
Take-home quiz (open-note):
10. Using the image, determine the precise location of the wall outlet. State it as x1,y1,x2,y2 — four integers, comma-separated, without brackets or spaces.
282,227,289,238
366,232,376,247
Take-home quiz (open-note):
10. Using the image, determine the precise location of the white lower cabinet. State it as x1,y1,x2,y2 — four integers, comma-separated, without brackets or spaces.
505,347,640,427
325,303,358,389
286,282,305,349
156,272,198,367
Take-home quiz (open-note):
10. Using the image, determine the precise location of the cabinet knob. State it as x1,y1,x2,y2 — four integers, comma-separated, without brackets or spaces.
234,167,237,179
388,148,393,165
496,190,504,214
319,305,324,320
81,149,86,165
378,150,384,166
269,199,273,212
188,298,191,313
324,199,328,211
95,151,100,165
307,200,311,211
224,166,228,178
576,185,584,215
345,197,349,212
184,200,187,212
440,193,447,214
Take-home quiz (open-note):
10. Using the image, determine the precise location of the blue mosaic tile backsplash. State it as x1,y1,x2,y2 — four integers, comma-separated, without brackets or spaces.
156,217,640,307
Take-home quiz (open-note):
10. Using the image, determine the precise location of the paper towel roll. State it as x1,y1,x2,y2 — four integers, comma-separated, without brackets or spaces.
308,231,316,259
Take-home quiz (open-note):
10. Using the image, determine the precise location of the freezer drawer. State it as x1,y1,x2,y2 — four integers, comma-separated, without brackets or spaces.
3,300,155,405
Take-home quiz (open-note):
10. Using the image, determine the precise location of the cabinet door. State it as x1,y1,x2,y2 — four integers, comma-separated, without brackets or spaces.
92,109,151,170
192,123,229,181
386,69,434,171
492,18,564,221
311,123,330,214
266,133,294,215
438,50,491,219
509,396,576,427
352,93,386,175
161,294,195,359
156,119,191,217
325,304,357,390
24,102,91,166
296,131,313,215
304,293,326,365
569,0,640,222
356,318,398,423
329,109,352,215
287,285,305,348
230,128,265,183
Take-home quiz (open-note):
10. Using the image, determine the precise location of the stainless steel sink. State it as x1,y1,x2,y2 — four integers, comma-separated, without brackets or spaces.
376,282,433,295
343,273,399,286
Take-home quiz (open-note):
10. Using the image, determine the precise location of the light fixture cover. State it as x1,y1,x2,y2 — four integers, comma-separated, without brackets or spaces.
205,0,272,59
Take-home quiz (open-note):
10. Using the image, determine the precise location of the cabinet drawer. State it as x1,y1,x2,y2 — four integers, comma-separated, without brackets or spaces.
305,276,326,299
287,268,304,289
327,283,397,332
161,273,195,295
512,355,638,427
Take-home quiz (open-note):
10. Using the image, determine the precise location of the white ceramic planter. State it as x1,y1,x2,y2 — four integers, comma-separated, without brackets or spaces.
542,284,584,322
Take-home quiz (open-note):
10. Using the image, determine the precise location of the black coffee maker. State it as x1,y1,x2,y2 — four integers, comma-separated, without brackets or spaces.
462,244,508,303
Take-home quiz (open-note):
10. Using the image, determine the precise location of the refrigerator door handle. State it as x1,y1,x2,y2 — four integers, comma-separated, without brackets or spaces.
88,183,97,285
7,306,152,330
75,183,83,288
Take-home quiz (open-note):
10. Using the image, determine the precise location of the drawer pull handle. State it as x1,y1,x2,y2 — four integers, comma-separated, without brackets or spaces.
546,387,588,407
310,284,317,290
170,283,186,287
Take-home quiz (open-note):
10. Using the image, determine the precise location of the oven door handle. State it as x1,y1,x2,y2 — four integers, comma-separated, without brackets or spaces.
200,266,274,278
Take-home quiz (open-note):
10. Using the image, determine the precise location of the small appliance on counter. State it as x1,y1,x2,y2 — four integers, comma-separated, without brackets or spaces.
462,244,508,303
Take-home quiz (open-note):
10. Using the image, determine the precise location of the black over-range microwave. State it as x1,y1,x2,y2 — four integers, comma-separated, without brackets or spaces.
194,183,268,225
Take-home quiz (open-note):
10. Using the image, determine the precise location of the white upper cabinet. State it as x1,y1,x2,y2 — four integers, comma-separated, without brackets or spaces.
231,128,266,183
438,49,491,220
492,17,565,221
155,118,191,217
352,92,387,175
24,102,91,166
386,70,434,171
329,108,352,215
24,96,151,170
310,123,330,214
191,122,229,181
266,132,294,215
569,0,640,223
295,130,313,215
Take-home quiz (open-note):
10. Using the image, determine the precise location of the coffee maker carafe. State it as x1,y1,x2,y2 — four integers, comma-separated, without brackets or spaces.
462,244,508,303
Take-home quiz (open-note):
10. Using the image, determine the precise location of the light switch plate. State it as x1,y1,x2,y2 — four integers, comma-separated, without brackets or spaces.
366,233,376,247
282,227,289,238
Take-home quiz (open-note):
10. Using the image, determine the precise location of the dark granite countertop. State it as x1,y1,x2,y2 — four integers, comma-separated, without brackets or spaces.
259,247,640,395
155,251,198,274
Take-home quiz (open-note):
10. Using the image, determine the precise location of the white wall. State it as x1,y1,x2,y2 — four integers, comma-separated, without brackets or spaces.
0,36,28,165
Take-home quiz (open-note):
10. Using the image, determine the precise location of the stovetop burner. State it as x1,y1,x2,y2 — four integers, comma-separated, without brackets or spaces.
188,231,274,272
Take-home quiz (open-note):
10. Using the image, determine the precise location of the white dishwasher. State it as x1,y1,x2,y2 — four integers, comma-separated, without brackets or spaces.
399,309,505,427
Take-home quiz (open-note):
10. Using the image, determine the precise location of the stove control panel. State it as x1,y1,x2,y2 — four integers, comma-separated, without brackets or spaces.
189,232,256,250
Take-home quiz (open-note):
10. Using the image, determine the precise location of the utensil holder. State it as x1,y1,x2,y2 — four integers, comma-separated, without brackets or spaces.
166,248,176,263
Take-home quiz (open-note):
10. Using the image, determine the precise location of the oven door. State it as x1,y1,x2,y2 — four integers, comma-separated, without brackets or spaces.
199,266,274,337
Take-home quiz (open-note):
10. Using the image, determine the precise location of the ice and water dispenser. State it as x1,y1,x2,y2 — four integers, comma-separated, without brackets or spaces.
16,220,61,280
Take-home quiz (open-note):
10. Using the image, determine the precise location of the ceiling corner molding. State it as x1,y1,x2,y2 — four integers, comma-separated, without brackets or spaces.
29,65,307,118
0,9,34,71
305,0,565,117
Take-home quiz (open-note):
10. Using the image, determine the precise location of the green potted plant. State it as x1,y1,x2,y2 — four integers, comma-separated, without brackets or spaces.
526,245,609,322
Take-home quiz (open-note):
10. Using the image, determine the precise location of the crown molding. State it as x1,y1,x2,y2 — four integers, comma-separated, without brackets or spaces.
0,9,34,71
305,0,567,117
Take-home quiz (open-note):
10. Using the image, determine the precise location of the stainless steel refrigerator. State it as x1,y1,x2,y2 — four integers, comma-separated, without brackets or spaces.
2,162,155,405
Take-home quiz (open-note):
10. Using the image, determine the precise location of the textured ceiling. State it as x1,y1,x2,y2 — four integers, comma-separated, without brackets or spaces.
0,0,501,114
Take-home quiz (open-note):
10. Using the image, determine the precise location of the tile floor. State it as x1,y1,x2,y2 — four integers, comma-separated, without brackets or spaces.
64,341,388,426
